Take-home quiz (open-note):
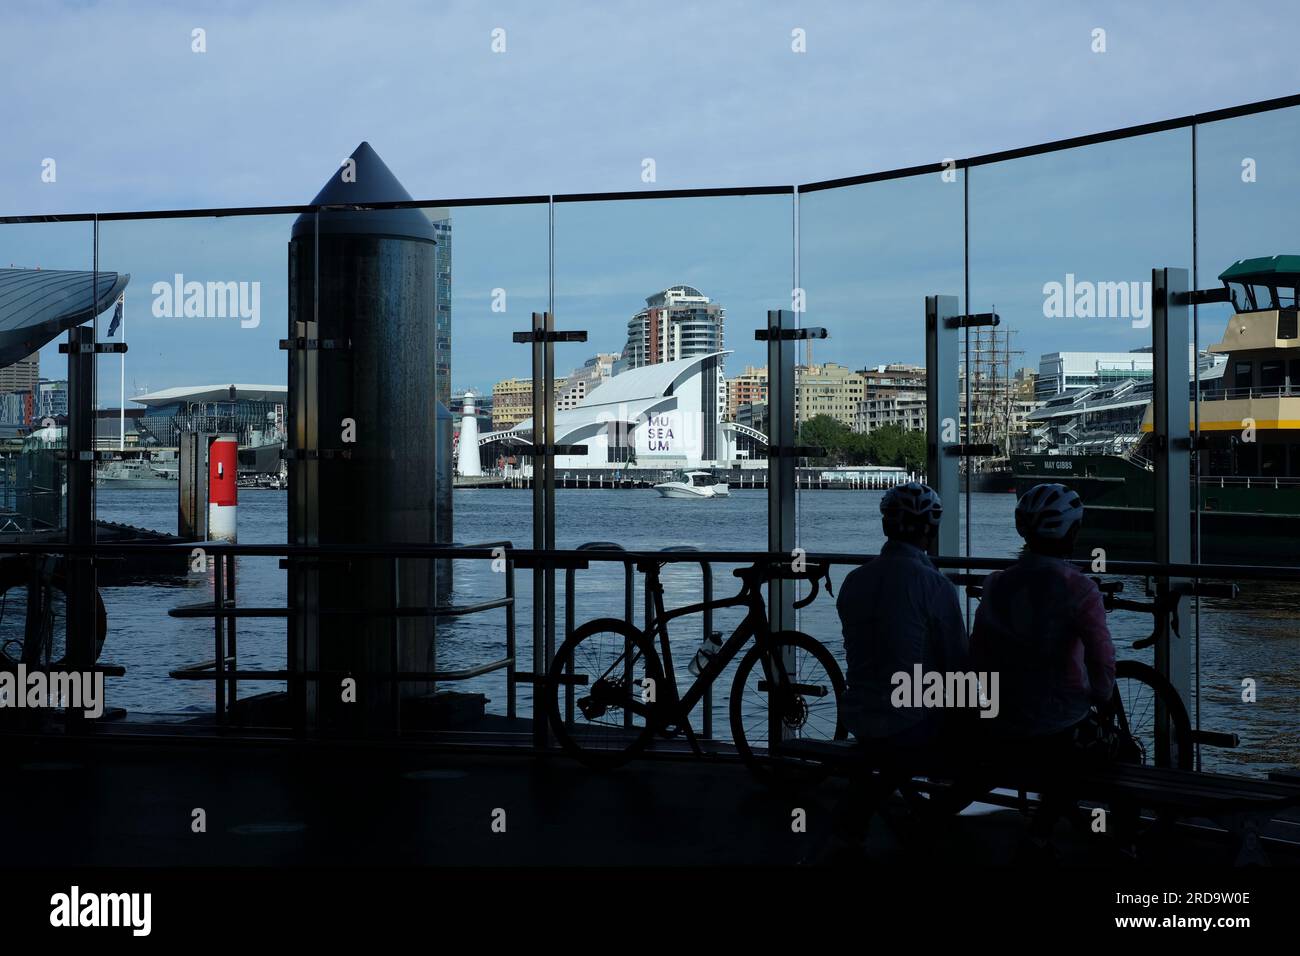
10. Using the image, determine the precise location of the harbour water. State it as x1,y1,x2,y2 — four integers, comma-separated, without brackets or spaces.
90,488,1298,775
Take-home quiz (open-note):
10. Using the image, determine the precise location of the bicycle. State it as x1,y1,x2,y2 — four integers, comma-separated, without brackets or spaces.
544,557,847,785
954,574,1202,772
1099,575,1239,771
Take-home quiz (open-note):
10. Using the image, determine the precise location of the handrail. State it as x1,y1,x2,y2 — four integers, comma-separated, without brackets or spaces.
169,597,514,619
164,539,519,727
3,538,1298,581
3,537,1280,750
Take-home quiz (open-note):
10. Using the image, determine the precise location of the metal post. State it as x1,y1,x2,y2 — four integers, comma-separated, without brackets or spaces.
226,551,237,711
624,561,634,730
766,310,796,628
702,561,713,740
530,311,546,749
564,564,575,724
1152,268,1192,748
178,432,210,541
544,311,556,680
214,552,226,727
925,295,960,559
65,322,96,733
766,309,796,750
505,557,516,720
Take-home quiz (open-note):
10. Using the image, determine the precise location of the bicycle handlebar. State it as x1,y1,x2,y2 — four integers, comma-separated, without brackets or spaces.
794,573,825,610
965,574,1239,650
732,560,834,609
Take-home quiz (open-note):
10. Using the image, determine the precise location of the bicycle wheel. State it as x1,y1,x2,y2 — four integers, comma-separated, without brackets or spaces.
729,630,846,788
1113,659,1193,770
546,617,665,771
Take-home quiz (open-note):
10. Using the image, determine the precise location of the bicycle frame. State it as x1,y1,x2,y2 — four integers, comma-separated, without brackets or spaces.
640,564,772,722
579,564,799,742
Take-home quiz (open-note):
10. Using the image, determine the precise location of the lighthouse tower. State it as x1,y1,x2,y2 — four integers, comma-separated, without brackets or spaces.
457,390,482,477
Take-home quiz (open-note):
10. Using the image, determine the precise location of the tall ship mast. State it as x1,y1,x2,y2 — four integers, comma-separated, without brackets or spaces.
961,323,1023,493
1012,256,1300,563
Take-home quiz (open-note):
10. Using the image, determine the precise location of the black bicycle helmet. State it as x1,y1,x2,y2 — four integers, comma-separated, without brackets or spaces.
880,481,943,535
1015,482,1084,541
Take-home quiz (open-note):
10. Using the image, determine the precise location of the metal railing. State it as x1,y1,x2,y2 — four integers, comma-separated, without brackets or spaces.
162,539,518,727
1204,386,1300,401
5,537,1300,749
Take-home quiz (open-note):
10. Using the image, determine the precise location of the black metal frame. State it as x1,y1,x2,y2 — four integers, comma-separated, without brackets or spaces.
6,90,1297,223
163,540,518,727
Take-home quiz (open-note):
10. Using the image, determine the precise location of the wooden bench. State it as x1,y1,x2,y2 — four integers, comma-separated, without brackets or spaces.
778,738,1300,864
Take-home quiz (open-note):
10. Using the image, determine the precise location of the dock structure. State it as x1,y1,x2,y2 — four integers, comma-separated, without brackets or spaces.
285,142,452,735
452,466,918,490
8,732,1300,868
0,92,1299,897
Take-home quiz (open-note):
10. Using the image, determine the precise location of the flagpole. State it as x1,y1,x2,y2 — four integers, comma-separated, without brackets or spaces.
119,293,125,452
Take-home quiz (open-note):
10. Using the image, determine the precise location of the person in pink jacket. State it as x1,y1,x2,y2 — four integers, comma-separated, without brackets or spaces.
970,482,1119,859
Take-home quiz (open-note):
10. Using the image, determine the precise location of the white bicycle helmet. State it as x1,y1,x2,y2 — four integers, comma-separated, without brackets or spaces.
880,481,943,534
1015,482,1084,540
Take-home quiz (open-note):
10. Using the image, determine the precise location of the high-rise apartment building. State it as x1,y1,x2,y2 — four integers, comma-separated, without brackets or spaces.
0,352,39,392
37,379,69,419
618,286,724,372
726,366,767,421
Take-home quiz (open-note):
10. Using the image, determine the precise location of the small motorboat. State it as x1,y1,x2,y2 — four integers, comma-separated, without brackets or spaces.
653,470,730,499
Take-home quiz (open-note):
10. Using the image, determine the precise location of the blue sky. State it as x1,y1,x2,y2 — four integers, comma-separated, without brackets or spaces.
1,1,1298,403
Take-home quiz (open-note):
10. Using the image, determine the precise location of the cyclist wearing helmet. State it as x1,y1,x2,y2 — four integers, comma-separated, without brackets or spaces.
971,482,1115,739
970,482,1118,858
837,481,967,745
815,481,967,863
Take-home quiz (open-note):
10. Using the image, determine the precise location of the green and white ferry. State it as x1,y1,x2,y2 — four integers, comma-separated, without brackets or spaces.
1013,256,1300,563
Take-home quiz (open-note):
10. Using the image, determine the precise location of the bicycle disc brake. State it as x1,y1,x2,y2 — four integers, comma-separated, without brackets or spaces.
579,675,628,721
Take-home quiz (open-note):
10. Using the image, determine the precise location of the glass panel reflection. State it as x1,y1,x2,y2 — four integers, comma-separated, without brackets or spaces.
435,201,548,727
551,193,794,741
0,220,93,690
968,130,1192,564
1193,105,1300,773
95,212,296,721
796,172,964,671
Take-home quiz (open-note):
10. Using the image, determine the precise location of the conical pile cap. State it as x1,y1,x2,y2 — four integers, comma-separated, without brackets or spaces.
291,142,436,242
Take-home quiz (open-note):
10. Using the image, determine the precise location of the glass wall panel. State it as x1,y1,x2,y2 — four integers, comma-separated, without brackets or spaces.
551,193,793,740
0,220,93,705
95,212,296,722
968,129,1195,768
1193,105,1300,773
431,201,549,727
796,172,964,661
967,131,1192,563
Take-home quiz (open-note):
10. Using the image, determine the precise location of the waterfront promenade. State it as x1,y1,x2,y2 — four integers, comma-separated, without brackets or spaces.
8,734,1299,867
